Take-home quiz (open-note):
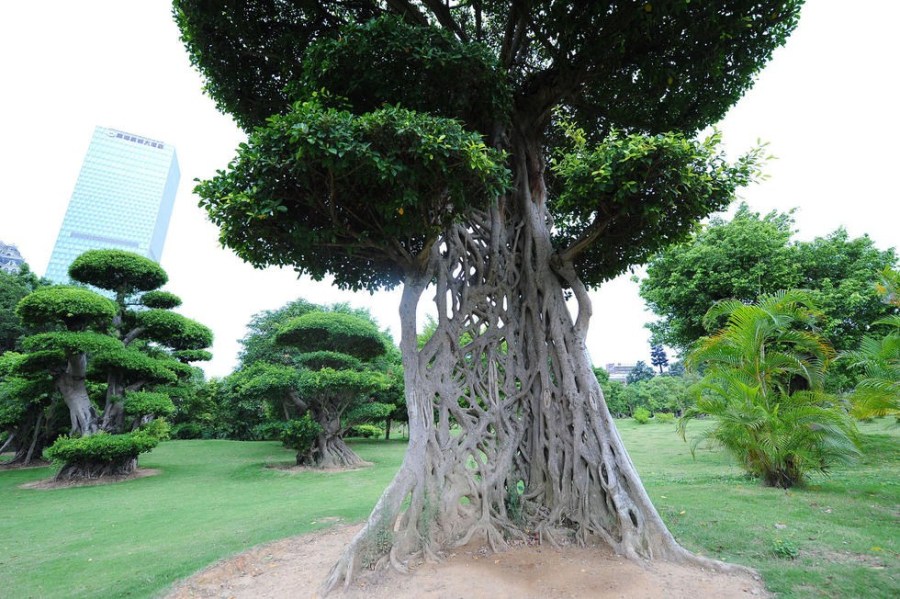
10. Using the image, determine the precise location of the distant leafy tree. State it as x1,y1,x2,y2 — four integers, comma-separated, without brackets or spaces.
593,366,627,418
641,205,800,349
794,229,899,357
650,344,669,374
0,351,61,466
626,361,655,385
640,206,897,370
622,375,696,417
680,290,860,489
0,264,48,354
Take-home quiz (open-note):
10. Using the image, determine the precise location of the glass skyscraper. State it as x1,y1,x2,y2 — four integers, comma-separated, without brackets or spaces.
45,126,180,283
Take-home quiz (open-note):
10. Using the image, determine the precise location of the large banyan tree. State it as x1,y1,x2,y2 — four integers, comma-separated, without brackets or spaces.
175,0,804,592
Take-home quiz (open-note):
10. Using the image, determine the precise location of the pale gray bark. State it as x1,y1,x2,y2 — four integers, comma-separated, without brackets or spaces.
56,354,99,437
321,136,751,594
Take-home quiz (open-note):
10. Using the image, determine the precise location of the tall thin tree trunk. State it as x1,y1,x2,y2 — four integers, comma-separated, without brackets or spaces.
101,374,126,433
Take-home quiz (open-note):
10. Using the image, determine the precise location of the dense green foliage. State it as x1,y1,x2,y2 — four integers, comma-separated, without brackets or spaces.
68,249,167,299
280,414,322,453
0,265,47,353
196,100,509,291
124,391,176,419
550,128,762,284
140,290,182,310
640,205,898,359
275,311,386,360
45,425,165,464
16,286,117,331
176,0,804,292
681,291,860,488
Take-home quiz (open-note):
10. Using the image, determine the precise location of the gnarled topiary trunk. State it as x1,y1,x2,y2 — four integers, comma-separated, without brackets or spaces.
298,408,365,468
322,137,749,593
54,456,138,481
56,354,99,437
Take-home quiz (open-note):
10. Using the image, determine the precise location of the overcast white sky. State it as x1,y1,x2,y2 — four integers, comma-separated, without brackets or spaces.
1,2,897,378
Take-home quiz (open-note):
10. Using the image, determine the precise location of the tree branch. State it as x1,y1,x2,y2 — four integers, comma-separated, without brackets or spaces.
385,0,430,27
420,0,468,41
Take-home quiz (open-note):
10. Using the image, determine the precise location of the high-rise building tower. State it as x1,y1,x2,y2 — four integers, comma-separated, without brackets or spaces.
0,241,25,274
45,126,180,283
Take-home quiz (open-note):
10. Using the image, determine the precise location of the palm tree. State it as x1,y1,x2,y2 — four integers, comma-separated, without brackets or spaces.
842,315,900,420
679,290,860,488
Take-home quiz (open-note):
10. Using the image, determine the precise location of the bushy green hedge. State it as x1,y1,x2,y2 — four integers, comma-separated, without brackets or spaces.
45,421,169,463
348,424,384,438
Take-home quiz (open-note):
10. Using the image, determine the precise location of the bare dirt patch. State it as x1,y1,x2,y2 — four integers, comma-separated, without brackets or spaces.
19,468,161,490
165,523,770,598
263,462,373,474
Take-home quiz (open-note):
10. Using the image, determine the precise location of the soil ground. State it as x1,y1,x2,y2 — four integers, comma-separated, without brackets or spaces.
165,523,770,598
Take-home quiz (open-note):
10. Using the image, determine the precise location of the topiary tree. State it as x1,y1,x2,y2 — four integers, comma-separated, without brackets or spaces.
11,251,212,480
274,311,392,467
68,249,213,433
15,286,120,436
174,1,804,590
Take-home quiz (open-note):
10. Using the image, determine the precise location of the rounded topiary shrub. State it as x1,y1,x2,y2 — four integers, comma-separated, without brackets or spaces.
632,407,651,424
45,421,168,481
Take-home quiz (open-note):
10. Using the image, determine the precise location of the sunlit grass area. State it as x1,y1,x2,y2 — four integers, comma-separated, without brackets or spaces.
1,421,896,598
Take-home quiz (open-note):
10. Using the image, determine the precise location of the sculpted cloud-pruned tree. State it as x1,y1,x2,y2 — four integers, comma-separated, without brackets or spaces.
174,0,803,590
275,311,392,467
68,249,214,433
11,250,212,480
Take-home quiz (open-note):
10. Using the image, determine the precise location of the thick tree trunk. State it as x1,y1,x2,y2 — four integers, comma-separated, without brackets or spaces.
321,136,749,594
298,409,365,468
56,354,99,437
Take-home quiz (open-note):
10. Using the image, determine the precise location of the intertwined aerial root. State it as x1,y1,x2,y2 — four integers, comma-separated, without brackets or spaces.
319,206,754,595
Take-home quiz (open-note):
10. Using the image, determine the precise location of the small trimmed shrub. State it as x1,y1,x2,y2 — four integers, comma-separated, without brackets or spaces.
348,424,384,438
280,415,323,452
654,412,675,424
45,426,164,464
633,407,651,424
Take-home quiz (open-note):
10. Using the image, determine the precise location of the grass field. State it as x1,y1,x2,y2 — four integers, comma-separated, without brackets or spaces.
1,421,896,598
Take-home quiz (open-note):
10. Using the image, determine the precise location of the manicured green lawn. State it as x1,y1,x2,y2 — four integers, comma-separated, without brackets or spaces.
0,421,896,598
622,418,899,598
0,439,404,598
